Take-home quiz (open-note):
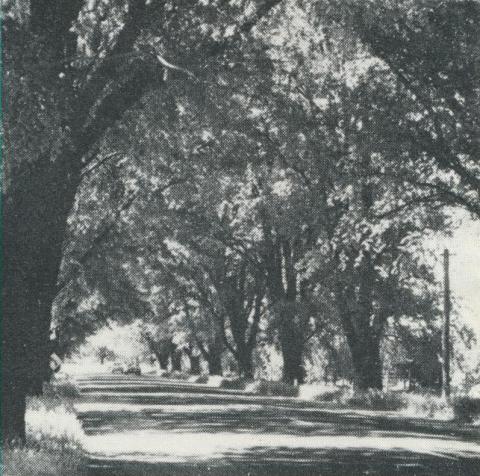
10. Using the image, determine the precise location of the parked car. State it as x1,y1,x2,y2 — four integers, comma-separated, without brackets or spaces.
124,363,141,376
111,362,125,374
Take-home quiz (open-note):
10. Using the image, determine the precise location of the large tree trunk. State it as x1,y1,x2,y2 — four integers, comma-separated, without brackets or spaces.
207,334,224,376
279,329,305,385
171,347,182,372
188,355,201,375
349,337,383,390
336,281,383,391
207,352,223,376
350,154,383,391
263,235,306,386
2,381,27,445
184,346,201,375
158,351,170,370
2,154,82,443
237,344,254,379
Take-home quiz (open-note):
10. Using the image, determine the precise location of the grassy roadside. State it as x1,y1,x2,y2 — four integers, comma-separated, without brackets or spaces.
2,378,87,476
167,373,480,424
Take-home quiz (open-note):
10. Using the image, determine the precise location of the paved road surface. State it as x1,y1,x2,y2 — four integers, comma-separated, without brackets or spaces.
73,374,480,476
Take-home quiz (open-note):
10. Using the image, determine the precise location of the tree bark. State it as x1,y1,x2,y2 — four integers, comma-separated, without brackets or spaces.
158,350,170,370
349,337,383,390
2,388,27,445
207,352,223,376
237,344,254,379
184,346,201,375
266,238,306,385
2,151,82,442
279,327,305,385
336,279,383,391
171,348,182,372
188,355,201,375
207,332,224,376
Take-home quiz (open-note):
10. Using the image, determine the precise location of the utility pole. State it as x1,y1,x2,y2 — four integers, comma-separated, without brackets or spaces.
442,248,451,399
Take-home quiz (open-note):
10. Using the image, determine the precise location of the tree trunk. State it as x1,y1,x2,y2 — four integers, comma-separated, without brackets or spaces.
277,302,305,385
207,336,223,376
207,353,223,376
171,349,182,372
237,345,254,379
158,352,170,370
188,355,201,375
2,154,82,442
350,338,383,391
2,378,27,445
280,337,305,385
184,345,202,375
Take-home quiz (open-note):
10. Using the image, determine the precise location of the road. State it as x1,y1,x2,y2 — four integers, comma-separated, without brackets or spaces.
73,374,480,476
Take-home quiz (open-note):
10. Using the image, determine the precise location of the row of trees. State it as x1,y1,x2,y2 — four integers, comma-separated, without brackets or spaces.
3,0,479,443
58,1,472,387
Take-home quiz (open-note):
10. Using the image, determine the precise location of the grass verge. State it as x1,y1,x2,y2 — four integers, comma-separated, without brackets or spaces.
312,388,455,420
2,385,86,476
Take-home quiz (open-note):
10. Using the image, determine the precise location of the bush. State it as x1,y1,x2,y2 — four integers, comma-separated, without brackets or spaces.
26,397,85,447
344,389,406,411
160,371,191,381
453,397,480,423
219,378,248,390
300,384,348,402
249,380,299,397
401,393,453,420
43,377,80,398
312,388,455,421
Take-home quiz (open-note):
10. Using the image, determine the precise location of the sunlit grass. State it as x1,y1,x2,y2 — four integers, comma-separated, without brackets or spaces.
2,393,86,476
311,387,457,420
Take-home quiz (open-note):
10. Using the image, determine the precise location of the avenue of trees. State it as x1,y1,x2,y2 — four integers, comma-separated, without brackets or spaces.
2,0,479,443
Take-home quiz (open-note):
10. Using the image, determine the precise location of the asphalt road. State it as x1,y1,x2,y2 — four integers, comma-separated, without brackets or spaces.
73,374,480,476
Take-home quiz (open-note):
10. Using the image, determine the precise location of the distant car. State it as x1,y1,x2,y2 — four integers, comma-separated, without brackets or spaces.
111,362,125,374
124,363,141,376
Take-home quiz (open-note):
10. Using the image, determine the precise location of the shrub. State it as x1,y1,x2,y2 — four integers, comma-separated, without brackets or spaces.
26,397,85,448
43,378,80,398
160,371,191,381
401,393,453,420
250,380,299,397
453,397,480,423
345,389,405,410
219,378,248,390
300,384,350,402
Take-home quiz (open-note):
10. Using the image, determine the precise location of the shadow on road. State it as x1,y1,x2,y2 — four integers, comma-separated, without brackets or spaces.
75,376,480,476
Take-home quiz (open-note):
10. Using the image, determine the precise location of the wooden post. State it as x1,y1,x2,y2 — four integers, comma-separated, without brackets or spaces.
442,248,451,399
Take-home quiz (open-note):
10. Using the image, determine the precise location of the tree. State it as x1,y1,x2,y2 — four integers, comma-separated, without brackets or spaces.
319,0,480,218
2,0,283,442
96,346,116,365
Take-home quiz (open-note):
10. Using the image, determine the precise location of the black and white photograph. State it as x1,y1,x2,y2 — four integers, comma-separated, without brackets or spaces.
2,1,480,475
